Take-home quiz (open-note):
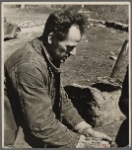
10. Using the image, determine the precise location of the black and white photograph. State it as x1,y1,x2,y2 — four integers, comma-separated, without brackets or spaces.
1,1,131,148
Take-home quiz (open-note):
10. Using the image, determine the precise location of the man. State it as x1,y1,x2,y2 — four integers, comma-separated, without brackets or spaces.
119,66,129,118
4,10,112,148
116,66,129,147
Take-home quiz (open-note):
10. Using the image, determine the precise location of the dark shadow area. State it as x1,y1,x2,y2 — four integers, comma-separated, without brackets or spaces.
115,118,129,147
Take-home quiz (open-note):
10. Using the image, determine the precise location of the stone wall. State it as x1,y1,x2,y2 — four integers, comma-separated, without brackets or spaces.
87,18,128,32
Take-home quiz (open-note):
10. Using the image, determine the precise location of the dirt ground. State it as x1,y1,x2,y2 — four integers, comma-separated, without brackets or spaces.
3,6,129,146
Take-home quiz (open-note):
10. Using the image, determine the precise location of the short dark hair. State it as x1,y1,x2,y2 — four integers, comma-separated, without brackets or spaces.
41,10,86,44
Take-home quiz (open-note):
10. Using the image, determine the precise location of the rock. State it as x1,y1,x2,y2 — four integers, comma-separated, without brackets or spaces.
111,29,116,33
98,24,106,28
64,83,124,127
109,55,117,60
97,76,108,81
110,52,115,55
86,79,90,82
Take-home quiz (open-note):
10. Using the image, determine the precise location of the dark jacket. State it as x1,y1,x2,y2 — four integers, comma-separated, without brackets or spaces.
119,66,129,117
116,66,129,147
4,38,84,148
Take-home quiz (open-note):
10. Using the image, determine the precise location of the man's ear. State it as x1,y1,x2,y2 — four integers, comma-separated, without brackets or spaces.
48,32,54,44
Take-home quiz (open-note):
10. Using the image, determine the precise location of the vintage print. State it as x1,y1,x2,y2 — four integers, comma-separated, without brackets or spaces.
2,1,131,148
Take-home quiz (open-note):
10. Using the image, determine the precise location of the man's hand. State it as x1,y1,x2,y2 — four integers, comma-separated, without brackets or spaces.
75,121,112,143
76,135,111,148
82,127,112,142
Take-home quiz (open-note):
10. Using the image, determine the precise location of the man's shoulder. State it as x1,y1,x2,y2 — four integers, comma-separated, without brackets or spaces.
5,38,48,73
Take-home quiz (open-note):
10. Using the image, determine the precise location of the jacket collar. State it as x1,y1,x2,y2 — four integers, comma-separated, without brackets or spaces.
38,39,62,74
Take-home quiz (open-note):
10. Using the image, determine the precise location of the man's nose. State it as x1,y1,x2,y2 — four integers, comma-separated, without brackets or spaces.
69,48,76,56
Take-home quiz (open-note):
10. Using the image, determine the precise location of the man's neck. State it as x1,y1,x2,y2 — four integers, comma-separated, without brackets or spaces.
43,42,61,67
40,40,61,73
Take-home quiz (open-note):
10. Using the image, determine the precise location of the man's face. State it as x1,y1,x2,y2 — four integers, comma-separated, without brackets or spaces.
50,25,82,63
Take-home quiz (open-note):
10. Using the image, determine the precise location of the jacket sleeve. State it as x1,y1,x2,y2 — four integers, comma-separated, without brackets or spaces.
11,62,80,148
61,87,84,128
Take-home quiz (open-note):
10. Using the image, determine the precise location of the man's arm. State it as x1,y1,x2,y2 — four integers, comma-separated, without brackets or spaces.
12,62,80,148
61,87,112,143
60,87,84,127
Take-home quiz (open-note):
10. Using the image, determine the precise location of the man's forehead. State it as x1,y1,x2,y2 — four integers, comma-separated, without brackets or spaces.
67,25,82,41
